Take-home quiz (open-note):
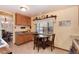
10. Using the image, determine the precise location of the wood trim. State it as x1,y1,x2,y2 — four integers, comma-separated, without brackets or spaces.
0,11,13,17
54,46,69,52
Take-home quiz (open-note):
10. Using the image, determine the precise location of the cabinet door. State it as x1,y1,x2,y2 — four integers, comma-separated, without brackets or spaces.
24,35,28,42
24,17,31,26
25,34,33,42
22,16,27,25
15,13,22,25
15,13,31,25
26,17,31,26
15,35,25,45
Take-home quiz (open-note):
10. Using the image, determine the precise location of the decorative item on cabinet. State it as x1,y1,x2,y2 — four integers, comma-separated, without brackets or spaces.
41,15,45,19
33,14,57,21
35,17,38,20
46,15,48,18
38,17,41,20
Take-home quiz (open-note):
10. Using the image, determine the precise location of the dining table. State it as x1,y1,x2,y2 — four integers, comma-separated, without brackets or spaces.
35,33,53,49
37,35,48,49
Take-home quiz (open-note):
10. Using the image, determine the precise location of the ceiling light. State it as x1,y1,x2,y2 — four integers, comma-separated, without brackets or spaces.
20,6,29,12
20,7,27,12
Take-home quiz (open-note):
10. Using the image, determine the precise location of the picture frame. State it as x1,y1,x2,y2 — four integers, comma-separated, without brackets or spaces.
59,20,71,26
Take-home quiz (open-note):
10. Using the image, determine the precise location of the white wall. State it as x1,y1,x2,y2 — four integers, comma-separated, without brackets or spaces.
53,6,79,50
31,6,79,50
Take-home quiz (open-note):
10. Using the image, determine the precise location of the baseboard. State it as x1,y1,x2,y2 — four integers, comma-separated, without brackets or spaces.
54,46,70,52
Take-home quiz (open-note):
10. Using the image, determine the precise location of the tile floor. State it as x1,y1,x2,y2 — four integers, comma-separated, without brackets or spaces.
10,41,69,54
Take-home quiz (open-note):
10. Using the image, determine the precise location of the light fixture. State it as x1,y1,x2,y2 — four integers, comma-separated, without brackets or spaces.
1,17,9,24
20,5,29,12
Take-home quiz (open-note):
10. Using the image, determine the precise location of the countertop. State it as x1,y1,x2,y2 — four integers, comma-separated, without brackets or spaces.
15,32,34,35
15,32,53,36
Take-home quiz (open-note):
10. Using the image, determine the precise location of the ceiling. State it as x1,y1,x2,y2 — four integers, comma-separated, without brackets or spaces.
0,5,74,17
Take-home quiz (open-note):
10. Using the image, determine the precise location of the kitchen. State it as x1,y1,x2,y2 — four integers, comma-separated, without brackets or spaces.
14,13,33,45
0,5,79,54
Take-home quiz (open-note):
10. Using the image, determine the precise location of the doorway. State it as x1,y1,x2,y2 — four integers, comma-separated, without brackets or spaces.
0,15,13,46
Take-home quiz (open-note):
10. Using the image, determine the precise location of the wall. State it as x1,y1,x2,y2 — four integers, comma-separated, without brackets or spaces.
13,13,15,44
31,6,79,50
53,6,79,50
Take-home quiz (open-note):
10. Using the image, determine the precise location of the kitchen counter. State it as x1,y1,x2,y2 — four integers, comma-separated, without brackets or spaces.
15,32,34,45
15,32,34,35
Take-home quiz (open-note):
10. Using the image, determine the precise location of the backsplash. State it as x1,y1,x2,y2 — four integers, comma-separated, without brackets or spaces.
15,25,30,32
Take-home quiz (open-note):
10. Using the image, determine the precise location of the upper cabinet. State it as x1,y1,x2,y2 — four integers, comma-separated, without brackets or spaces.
15,13,31,26
25,16,31,26
15,13,22,25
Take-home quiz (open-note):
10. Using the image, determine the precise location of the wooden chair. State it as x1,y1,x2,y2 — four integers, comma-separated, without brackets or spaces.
33,34,37,49
33,34,42,52
46,34,55,51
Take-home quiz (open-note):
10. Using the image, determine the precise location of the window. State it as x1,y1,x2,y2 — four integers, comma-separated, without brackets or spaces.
35,18,54,34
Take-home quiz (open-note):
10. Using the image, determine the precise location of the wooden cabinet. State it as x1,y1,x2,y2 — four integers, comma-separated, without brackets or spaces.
21,16,27,25
25,17,31,26
15,13,31,26
15,13,22,25
15,34,25,45
15,33,33,45
25,34,33,41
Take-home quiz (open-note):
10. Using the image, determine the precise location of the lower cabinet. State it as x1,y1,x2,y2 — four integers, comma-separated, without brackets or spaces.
15,34,33,45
